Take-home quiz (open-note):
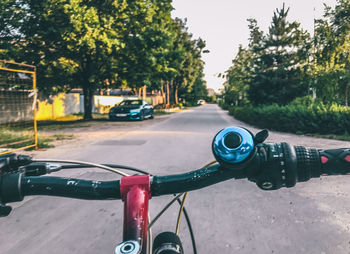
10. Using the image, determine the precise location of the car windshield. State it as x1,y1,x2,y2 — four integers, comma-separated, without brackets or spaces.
119,100,142,106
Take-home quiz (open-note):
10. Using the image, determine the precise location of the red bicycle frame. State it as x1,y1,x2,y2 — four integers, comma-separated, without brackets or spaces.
120,175,151,254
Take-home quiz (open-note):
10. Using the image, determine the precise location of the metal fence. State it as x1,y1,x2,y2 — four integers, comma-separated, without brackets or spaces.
0,60,37,155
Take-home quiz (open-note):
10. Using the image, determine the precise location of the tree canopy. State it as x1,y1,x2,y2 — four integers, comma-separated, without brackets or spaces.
1,0,208,119
223,1,349,107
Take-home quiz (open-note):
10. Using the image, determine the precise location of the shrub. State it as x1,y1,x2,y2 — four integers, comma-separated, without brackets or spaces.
219,100,230,110
229,101,350,135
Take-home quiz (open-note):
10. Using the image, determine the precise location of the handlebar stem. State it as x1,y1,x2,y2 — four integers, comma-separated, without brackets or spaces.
120,175,151,254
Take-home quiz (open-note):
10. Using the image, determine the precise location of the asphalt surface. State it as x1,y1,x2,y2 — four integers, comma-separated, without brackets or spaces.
1,104,350,254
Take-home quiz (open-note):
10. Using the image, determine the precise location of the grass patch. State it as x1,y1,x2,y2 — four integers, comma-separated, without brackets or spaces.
0,128,75,151
92,113,109,120
154,108,183,115
7,113,110,132
52,133,74,140
36,113,109,131
0,130,52,150
35,136,55,149
0,128,34,148
154,110,174,115
55,113,108,121
37,121,91,131
29,133,74,150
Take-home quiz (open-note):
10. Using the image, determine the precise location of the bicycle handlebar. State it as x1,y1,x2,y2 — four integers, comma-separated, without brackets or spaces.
1,163,240,203
6,174,121,202
1,145,350,203
1,127,350,217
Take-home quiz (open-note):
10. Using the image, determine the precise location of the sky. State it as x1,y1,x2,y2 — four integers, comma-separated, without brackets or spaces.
171,0,337,92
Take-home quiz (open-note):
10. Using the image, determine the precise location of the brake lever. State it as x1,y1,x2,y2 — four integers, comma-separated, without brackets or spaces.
22,162,62,176
254,129,269,144
0,203,12,217
0,154,32,173
0,174,12,217
0,153,31,217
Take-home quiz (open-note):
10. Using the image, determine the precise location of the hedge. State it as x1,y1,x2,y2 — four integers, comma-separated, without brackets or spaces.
228,103,350,135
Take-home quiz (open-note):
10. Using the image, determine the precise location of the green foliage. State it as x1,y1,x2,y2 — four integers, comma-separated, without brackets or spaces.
220,1,350,138
229,99,350,135
181,70,208,103
116,0,174,89
0,0,25,59
223,45,252,106
288,95,321,107
166,18,207,104
312,0,350,105
223,1,350,110
223,4,312,107
208,95,217,103
247,4,311,105
218,100,229,110
7,0,136,119
1,0,207,118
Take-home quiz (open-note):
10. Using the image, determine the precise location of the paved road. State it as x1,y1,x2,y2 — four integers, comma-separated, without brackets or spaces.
1,104,350,254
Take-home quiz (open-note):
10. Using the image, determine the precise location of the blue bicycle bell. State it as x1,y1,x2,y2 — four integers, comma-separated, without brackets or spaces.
212,126,255,168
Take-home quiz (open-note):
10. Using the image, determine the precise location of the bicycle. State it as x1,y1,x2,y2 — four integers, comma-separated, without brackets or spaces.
1,126,349,254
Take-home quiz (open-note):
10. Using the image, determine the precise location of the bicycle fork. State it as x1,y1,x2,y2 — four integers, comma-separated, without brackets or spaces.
115,175,151,254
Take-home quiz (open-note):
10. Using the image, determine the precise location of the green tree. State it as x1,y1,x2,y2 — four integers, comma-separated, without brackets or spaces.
182,70,208,104
148,17,207,106
114,0,170,92
313,0,350,105
14,0,133,119
223,45,252,106
0,0,25,59
172,19,206,105
6,0,166,120
248,4,311,105
1,0,208,112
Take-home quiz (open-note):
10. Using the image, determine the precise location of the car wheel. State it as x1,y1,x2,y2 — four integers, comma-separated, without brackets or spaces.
139,111,144,121
150,113,154,119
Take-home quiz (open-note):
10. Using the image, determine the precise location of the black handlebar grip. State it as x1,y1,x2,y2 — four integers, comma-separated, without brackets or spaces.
0,154,32,173
252,144,350,191
318,148,350,175
294,146,321,182
1,173,23,203
251,143,322,190
0,173,23,217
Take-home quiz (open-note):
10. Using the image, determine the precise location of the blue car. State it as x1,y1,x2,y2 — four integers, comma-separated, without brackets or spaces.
109,100,154,121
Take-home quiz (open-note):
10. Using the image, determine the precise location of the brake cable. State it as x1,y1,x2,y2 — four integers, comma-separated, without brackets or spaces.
33,159,130,176
32,159,218,254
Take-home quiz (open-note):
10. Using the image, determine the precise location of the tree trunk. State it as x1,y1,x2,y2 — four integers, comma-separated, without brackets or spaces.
83,83,93,120
345,83,349,107
138,87,142,98
166,81,170,106
160,80,165,105
174,84,178,105
143,85,147,100
107,78,112,96
81,54,93,120
169,80,175,105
